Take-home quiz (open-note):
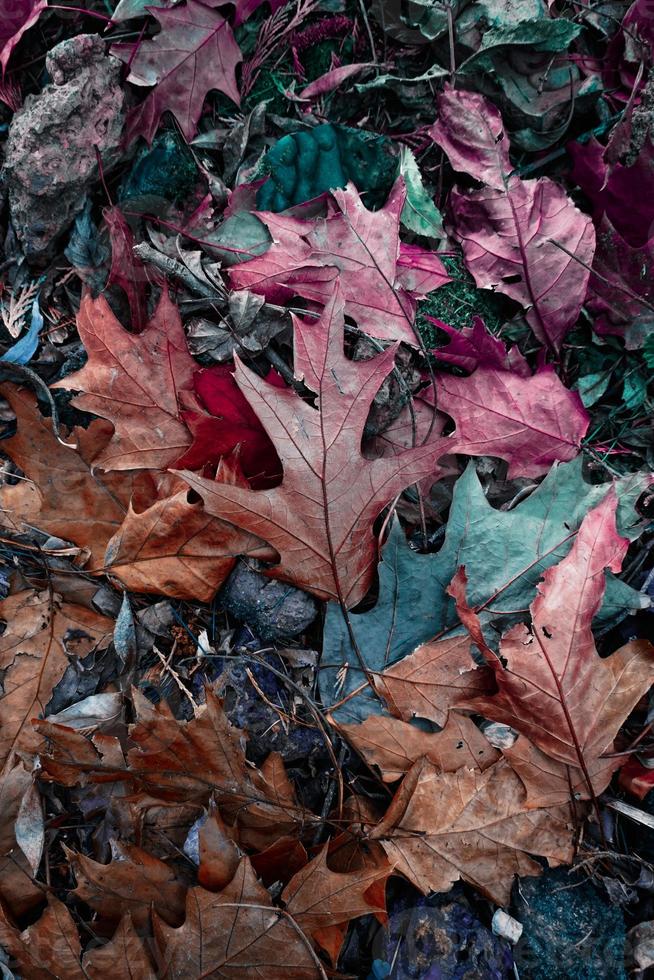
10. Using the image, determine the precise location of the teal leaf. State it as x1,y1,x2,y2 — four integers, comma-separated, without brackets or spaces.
320,459,650,723
1,296,43,366
399,147,444,240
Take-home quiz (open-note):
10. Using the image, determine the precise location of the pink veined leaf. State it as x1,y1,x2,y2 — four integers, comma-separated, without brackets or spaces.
232,0,286,26
433,86,596,351
426,319,590,478
300,63,375,99
111,0,241,145
229,178,450,345
0,0,46,75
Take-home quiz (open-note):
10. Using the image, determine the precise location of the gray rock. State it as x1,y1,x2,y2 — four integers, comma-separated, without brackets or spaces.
2,34,124,261
220,560,317,640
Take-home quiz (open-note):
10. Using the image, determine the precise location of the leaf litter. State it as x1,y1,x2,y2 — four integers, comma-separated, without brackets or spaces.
0,1,654,977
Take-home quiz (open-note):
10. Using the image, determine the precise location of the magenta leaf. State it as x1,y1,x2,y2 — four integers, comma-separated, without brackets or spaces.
430,85,511,191
0,0,46,75
229,179,450,345
112,0,241,145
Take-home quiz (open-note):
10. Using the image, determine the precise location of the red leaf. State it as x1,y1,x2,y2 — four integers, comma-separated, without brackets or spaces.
229,178,450,345
112,0,241,145
179,284,453,606
0,0,46,75
104,207,153,333
176,365,283,488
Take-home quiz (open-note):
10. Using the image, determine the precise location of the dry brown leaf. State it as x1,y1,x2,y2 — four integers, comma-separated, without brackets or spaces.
0,590,113,772
339,713,500,782
198,806,242,891
250,836,309,888
374,632,492,726
152,858,322,978
0,384,151,570
0,896,85,980
52,287,195,471
66,841,186,928
370,755,576,905
104,480,275,601
0,762,43,916
82,914,156,980
452,492,654,790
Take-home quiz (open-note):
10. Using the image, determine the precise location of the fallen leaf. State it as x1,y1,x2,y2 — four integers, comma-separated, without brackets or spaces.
229,179,450,345
0,763,43,916
433,85,595,349
198,807,241,891
370,755,576,905
0,896,85,980
175,364,283,487
586,216,654,346
112,0,242,145
52,287,195,471
452,492,654,787
82,915,156,980
430,85,511,191
103,206,152,333
179,285,452,606
104,478,275,601
0,0,46,74
152,858,322,978
0,383,148,570
338,713,499,782
0,590,113,772
66,842,186,928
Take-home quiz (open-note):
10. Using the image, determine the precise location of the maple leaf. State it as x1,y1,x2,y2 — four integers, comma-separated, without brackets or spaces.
66,842,186,929
174,364,283,488
432,85,595,350
152,858,322,978
370,754,576,905
52,287,195,471
179,285,453,606
339,712,500,782
104,478,275,601
451,492,654,789
0,590,113,773
0,384,150,571
112,0,242,145
229,179,450,345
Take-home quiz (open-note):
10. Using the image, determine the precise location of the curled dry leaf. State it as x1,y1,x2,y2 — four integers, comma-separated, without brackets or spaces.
180,285,453,606
0,763,43,916
0,590,113,772
452,492,654,792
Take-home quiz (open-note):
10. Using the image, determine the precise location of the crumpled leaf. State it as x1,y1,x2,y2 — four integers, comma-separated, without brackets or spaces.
186,290,288,362
52,287,195,471
112,0,241,145
104,206,151,333
230,179,450,345
370,754,576,906
0,384,147,570
0,590,113,771
1,295,42,365
321,460,650,721
433,85,595,349
452,491,654,787
180,285,453,606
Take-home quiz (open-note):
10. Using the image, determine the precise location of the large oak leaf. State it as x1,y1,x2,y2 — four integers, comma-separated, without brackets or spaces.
452,492,654,785
52,288,195,471
179,285,453,606
229,179,450,345
112,0,241,145
0,897,85,980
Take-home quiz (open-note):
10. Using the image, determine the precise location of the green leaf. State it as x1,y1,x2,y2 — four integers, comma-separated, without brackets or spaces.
399,147,444,240
461,19,583,70
623,371,648,411
320,459,650,723
576,371,612,408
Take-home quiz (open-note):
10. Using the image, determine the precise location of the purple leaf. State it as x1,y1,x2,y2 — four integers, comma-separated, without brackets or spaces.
431,85,511,191
0,0,46,75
